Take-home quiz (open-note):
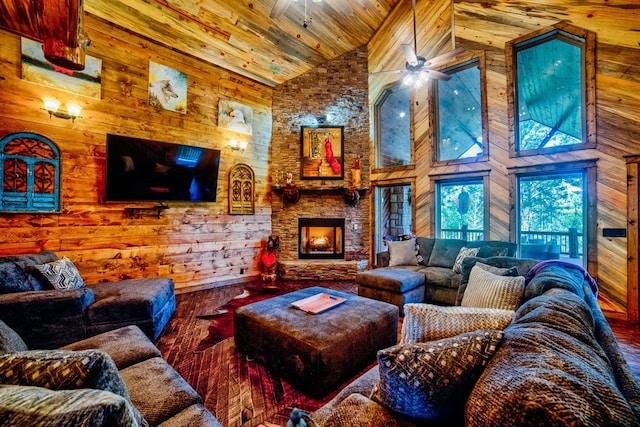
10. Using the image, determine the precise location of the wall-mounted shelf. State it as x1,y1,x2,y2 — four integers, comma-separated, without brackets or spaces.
125,204,169,219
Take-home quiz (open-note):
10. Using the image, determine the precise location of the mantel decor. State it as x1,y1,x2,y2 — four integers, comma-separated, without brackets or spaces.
300,126,344,180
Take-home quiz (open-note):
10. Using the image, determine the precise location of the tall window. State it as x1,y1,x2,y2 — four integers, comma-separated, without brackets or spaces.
434,58,487,163
374,85,412,169
435,176,486,240
507,24,596,156
374,183,413,256
512,162,595,267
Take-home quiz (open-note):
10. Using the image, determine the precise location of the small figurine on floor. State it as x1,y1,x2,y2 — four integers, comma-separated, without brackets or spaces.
260,235,280,281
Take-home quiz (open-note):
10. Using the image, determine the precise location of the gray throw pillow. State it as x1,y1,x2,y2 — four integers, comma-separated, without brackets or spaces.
387,238,418,266
33,257,85,290
371,330,504,421
0,320,28,353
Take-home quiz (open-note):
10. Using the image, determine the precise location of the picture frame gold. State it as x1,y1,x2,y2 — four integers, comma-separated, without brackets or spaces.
300,126,344,180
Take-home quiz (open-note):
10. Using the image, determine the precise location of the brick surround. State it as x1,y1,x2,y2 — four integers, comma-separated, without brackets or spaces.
271,46,370,278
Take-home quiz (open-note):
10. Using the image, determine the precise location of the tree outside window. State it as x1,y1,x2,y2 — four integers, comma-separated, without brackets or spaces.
436,178,485,240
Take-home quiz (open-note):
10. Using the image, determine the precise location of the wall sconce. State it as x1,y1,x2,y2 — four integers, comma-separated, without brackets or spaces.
42,98,82,122
228,139,248,152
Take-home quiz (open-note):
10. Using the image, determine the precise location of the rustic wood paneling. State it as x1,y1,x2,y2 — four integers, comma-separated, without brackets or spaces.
0,15,273,292
368,0,640,314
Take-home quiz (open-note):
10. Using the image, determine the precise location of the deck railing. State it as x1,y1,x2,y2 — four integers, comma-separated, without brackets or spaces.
440,227,583,258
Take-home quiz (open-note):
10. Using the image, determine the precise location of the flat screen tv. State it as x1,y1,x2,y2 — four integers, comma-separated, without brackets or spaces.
105,134,221,202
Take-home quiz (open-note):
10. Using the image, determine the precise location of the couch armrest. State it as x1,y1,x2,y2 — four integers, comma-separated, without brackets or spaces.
376,251,390,267
0,288,95,349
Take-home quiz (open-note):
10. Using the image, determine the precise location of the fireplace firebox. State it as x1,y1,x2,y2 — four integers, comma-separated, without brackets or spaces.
298,218,345,259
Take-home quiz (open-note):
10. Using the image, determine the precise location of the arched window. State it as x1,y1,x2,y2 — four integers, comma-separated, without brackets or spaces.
507,23,596,156
229,163,254,214
0,132,61,212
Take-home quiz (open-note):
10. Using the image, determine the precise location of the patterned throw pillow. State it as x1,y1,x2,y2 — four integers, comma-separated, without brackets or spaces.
461,265,525,310
0,349,146,425
387,238,418,266
452,247,479,273
371,330,504,420
401,303,514,343
33,256,85,290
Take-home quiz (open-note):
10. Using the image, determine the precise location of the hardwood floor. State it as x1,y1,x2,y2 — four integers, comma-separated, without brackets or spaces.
156,279,640,423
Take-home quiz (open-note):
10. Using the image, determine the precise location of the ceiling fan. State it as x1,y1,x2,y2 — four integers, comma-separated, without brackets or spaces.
371,0,464,87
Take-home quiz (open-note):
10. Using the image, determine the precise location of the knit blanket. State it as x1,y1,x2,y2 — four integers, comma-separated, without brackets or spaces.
465,264,640,426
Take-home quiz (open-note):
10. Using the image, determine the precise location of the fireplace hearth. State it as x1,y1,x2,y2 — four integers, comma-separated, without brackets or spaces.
298,218,345,259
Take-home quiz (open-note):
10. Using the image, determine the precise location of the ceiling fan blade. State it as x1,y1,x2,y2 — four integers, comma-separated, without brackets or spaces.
369,69,405,76
424,47,465,68
270,0,293,18
401,44,418,66
426,69,452,81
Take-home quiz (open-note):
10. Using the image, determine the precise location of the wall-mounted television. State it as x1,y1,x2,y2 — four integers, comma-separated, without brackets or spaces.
105,134,221,202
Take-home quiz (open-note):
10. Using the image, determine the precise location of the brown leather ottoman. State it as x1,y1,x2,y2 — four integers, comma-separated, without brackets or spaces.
234,286,398,398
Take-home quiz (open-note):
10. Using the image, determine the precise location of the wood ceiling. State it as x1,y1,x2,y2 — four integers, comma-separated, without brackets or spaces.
0,0,401,87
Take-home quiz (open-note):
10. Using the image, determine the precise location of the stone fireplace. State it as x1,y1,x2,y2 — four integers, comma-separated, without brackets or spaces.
298,218,345,259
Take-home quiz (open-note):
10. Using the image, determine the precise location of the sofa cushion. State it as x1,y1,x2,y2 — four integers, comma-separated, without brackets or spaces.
466,240,517,257
452,247,479,273
476,245,507,258
427,239,466,268
0,251,58,294
0,384,145,427
87,278,174,329
0,320,28,353
121,357,202,426
61,325,161,370
321,392,412,427
461,265,524,311
416,237,436,266
387,239,418,266
33,256,85,290
465,289,639,426
356,267,425,293
401,304,514,343
372,330,503,421
421,266,460,289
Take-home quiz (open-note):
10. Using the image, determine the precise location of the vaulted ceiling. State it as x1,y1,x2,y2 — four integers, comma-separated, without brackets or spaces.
0,0,401,87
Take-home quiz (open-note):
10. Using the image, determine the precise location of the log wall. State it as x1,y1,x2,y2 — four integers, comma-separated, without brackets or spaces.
0,15,273,292
368,0,640,310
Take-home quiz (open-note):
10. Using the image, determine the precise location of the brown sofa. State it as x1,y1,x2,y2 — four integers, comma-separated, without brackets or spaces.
0,322,221,426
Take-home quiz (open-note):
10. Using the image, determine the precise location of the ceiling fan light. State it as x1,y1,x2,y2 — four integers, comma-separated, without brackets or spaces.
418,70,429,82
402,74,415,86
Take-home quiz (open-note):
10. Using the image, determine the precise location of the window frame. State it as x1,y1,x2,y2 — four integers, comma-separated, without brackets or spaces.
430,171,490,240
372,179,416,258
506,23,596,158
432,54,489,166
508,159,597,271
373,83,415,172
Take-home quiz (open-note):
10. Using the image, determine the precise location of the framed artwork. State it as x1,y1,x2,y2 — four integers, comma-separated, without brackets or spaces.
21,37,102,99
300,126,344,180
148,61,187,114
218,100,253,135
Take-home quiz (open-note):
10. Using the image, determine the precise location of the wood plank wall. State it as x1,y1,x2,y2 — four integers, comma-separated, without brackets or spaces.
0,15,274,292
368,0,640,310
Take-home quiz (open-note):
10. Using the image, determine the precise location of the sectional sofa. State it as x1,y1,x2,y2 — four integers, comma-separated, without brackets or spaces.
0,322,221,426
314,257,640,426
357,237,517,311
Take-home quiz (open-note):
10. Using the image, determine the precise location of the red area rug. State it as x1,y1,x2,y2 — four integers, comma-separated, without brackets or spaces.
194,284,288,353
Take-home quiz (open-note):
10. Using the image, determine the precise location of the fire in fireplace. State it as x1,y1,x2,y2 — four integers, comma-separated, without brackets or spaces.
298,218,345,259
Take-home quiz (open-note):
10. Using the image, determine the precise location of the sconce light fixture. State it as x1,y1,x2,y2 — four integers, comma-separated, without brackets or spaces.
42,98,82,122
228,139,248,152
